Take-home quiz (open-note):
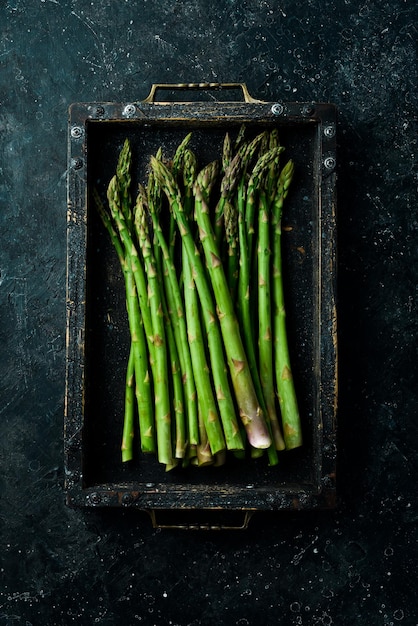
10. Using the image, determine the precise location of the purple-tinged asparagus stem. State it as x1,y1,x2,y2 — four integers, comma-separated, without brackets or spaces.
190,161,272,449
151,157,245,451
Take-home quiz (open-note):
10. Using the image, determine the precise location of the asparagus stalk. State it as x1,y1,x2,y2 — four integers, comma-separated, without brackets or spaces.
245,146,285,267
124,263,155,455
115,138,133,230
103,179,156,455
172,132,193,180
232,140,284,463
121,346,135,461
164,299,187,459
234,123,246,152
196,405,214,466
151,157,251,448
169,132,193,257
144,184,187,460
183,243,226,455
223,198,239,298
182,148,198,212
134,189,173,466
93,189,139,461
271,159,303,449
237,148,284,454
181,155,229,455
257,178,286,451
191,161,272,449
181,154,245,453
222,131,232,174
146,174,200,448
213,146,246,249
235,133,268,356
152,157,244,451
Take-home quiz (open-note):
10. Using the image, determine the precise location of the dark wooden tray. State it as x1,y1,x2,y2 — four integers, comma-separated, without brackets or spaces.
64,83,337,527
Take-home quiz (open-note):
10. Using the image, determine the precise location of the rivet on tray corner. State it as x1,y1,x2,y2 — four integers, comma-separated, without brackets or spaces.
121,493,133,505
89,492,101,505
71,157,83,170
324,124,336,138
271,103,284,116
301,104,315,116
95,105,105,117
324,156,336,170
123,103,137,117
70,125,84,139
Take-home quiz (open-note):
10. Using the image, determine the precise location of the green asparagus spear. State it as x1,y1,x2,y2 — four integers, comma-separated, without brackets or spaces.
223,198,239,298
93,189,139,460
271,159,303,450
121,346,135,461
124,262,155,455
134,189,173,466
257,178,286,451
183,242,226,455
191,161,272,449
169,133,193,257
222,132,232,174
151,158,250,449
163,296,187,459
245,146,285,270
104,177,156,455
115,138,133,230
146,184,187,460
146,173,200,448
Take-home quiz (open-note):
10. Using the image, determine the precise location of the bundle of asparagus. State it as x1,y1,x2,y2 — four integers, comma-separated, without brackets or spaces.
94,126,302,470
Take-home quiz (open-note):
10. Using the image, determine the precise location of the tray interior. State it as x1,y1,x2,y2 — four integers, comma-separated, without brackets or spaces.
81,118,321,491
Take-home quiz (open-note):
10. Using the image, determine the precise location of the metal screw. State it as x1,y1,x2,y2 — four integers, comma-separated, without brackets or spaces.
324,124,336,138
121,493,133,505
89,492,101,505
271,103,284,116
71,157,83,170
302,104,315,116
123,103,136,117
324,156,336,170
70,125,84,139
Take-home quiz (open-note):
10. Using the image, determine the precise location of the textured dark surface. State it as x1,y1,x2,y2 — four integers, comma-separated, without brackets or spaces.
0,1,417,625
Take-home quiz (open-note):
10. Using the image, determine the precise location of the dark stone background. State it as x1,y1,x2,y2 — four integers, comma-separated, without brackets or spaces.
0,1,417,624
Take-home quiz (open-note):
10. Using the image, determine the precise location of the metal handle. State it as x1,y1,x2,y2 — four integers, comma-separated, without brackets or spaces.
142,82,264,104
146,509,255,530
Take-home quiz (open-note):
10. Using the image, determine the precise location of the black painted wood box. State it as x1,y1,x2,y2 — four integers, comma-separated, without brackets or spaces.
64,83,337,528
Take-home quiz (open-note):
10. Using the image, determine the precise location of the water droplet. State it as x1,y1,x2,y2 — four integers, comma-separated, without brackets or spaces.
290,602,301,613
